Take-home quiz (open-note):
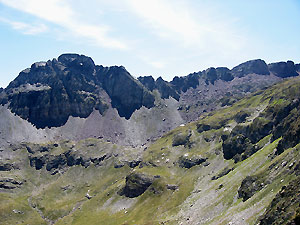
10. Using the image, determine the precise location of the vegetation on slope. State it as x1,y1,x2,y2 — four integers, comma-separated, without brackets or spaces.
1,77,300,225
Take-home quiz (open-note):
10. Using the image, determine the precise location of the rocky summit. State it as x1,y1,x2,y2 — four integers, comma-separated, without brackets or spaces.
0,54,300,225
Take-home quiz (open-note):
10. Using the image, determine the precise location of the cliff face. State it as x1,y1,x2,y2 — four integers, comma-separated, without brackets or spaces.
2,54,155,128
268,60,299,78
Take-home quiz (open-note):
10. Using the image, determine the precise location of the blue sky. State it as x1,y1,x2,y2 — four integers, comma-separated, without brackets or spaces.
0,0,300,88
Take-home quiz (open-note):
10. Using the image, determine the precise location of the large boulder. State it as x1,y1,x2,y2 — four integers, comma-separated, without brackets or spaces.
238,176,265,201
268,61,298,78
120,173,155,198
178,155,207,168
172,131,191,147
231,59,270,77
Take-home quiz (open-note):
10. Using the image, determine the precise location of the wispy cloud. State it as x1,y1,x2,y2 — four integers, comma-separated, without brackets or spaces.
0,17,47,35
126,0,246,52
0,0,128,49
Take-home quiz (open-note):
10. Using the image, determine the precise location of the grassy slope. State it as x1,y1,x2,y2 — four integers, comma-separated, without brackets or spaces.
1,77,300,225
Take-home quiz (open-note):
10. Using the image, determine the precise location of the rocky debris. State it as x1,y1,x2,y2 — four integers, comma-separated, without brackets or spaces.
166,184,179,191
0,178,23,189
268,61,299,78
120,173,156,198
85,190,93,199
127,160,142,168
114,162,125,168
114,160,141,169
258,178,300,225
12,209,24,214
231,59,270,77
211,167,234,180
0,163,18,171
178,155,207,169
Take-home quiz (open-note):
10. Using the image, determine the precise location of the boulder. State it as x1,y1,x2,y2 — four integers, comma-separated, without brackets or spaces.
172,132,191,147
0,163,18,171
0,178,23,189
238,176,264,201
178,156,207,168
120,173,156,198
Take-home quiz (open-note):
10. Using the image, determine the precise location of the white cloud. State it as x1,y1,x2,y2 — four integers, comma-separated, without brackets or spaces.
0,0,127,49
0,17,47,35
148,61,166,69
126,0,246,52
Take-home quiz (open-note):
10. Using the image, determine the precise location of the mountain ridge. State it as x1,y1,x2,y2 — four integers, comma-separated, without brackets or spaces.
0,54,299,148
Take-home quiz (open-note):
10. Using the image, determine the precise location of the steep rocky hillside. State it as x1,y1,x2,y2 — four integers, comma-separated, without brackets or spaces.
0,54,299,148
1,73,300,225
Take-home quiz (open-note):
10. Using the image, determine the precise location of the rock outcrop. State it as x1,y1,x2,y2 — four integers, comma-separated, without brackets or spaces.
231,59,270,77
155,77,180,100
97,65,155,119
202,67,234,84
178,155,207,168
0,178,23,189
259,178,300,225
120,173,156,198
1,54,155,128
268,61,299,78
170,73,200,92
137,76,156,91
